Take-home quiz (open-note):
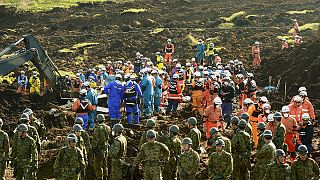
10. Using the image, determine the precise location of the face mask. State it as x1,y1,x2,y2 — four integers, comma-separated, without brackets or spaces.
224,82,229,86
265,109,270,114
283,113,289,118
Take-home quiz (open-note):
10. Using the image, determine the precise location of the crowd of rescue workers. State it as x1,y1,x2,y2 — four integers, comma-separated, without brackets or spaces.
4,19,318,180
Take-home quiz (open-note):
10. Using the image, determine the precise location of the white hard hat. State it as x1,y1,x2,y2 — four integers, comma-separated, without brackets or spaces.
76,73,80,77
155,52,161,55
236,74,244,79
115,74,122,79
210,42,214,46
229,60,234,64
214,54,218,56
136,52,141,56
298,86,307,92
130,75,136,80
151,70,158,74
107,61,112,64
247,73,254,78
198,38,202,42
33,71,37,75
243,98,253,105
293,95,303,103
83,81,90,87
194,72,201,77
173,74,179,79
203,71,209,75
167,39,171,42
301,113,310,120
186,62,191,66
281,106,290,113
124,74,131,79
198,66,204,70
80,89,87,96
213,97,222,105
262,103,271,110
173,59,178,62
20,70,25,74
176,64,181,68
259,96,268,103
299,91,307,97
267,114,274,122
191,58,196,62
255,41,260,45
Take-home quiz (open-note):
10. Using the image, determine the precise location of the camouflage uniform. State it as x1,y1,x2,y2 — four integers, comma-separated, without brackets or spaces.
231,129,251,180
13,124,41,151
134,141,170,180
189,127,201,151
31,117,46,137
256,133,265,150
0,130,9,180
162,135,181,180
245,123,252,137
273,123,286,149
92,123,111,179
263,161,292,180
54,146,86,180
208,150,233,180
208,135,231,155
177,148,200,180
75,134,87,179
11,135,38,180
252,141,276,179
138,130,158,149
109,134,127,180
291,157,320,180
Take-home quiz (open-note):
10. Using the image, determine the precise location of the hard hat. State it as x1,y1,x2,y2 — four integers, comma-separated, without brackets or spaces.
297,145,308,155
194,72,201,77
176,64,181,68
223,76,231,82
182,137,192,145
262,103,271,110
167,39,171,42
88,76,95,80
257,122,266,130
191,58,196,62
263,130,273,138
136,52,141,56
155,52,161,55
234,59,239,64
299,91,307,97
146,119,156,128
173,74,179,79
254,41,260,45
243,98,253,105
151,70,158,74
214,54,218,56
293,19,297,22
240,113,250,121
293,95,303,103
115,74,122,79
73,124,83,132
210,42,214,46
301,113,310,121
213,97,222,105
215,139,225,147
78,69,83,73
146,130,157,139
130,75,136,80
281,106,290,113
173,59,178,62
298,86,307,92
21,113,30,120
275,149,285,157
259,96,268,103
107,61,112,64
124,74,131,80
74,117,84,124
80,89,87,96
229,60,234,64
187,117,197,125
23,108,33,116
17,124,28,132
236,74,244,79
238,61,243,65
67,133,78,142
76,73,80,77
273,112,282,119
112,123,124,132
198,66,204,70
83,81,90,87
33,71,37,75
231,116,240,125
247,73,254,78
203,71,209,75
169,125,180,133
267,114,274,122
209,127,219,136
186,62,191,66
20,70,25,74
238,119,247,128
96,114,105,122
0,118,2,126
198,38,202,42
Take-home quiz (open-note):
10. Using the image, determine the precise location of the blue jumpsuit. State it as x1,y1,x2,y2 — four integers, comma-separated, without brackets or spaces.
87,88,98,126
141,74,154,117
153,75,162,113
104,80,124,125
124,80,142,124
196,43,205,62
79,73,86,83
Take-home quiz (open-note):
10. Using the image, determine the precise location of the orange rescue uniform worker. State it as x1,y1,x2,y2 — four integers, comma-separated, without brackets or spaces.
265,114,277,135
203,97,223,139
257,103,271,123
164,39,174,65
289,95,304,123
252,42,261,67
191,72,205,115
292,19,299,37
166,74,182,115
294,36,302,46
299,91,315,120
72,73,83,95
237,98,253,117
281,39,289,50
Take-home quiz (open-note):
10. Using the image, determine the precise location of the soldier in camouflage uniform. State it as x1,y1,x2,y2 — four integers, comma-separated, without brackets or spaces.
11,124,38,180
74,117,92,166
239,113,252,137
92,114,111,180
138,119,158,149
109,123,127,180
54,133,86,180
187,117,201,152
162,125,181,180
263,149,292,180
230,116,240,137
292,145,320,180
231,120,251,180
273,112,286,150
134,130,170,180
208,139,233,180
256,122,266,150
23,108,46,137
177,137,200,180
252,130,276,179
0,119,9,180
207,127,231,155
73,124,87,179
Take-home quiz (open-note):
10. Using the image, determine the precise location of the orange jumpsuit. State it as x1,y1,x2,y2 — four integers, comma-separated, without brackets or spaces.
203,105,223,139
257,114,268,123
288,104,303,123
301,99,315,120
281,116,298,153
248,103,263,147
164,43,174,65
192,78,205,115
252,45,261,67
265,122,277,135
282,41,289,50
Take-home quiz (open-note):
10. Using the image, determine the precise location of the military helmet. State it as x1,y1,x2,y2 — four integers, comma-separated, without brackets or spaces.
17,124,28,132
215,139,225,147
240,113,250,121
273,112,282,120
74,117,84,124
298,145,308,155
182,137,192,145
169,125,180,133
263,130,273,138
73,124,83,132
146,119,156,128
96,114,105,122
267,114,274,122
187,117,197,125
21,113,30,120
209,127,219,136
146,130,156,139
275,149,285,157
231,116,240,125
238,119,247,128
113,123,124,132
257,122,266,130
23,108,33,116
67,133,78,142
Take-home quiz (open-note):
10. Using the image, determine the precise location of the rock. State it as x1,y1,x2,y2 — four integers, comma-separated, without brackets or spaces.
131,21,141,27
234,18,250,26
120,24,133,32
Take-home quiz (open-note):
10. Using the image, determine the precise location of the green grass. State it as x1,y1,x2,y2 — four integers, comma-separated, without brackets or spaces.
217,23,235,29
288,23,320,33
287,10,314,14
72,42,99,49
220,11,246,22
58,48,75,53
150,28,164,34
121,8,146,13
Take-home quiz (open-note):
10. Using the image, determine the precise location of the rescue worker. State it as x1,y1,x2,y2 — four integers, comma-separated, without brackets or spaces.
184,62,194,96
141,69,154,118
106,61,114,75
206,42,215,66
72,89,95,130
244,73,257,102
78,69,86,83
294,35,303,46
196,39,205,64
299,91,316,122
252,41,261,67
208,139,233,180
166,74,182,116
288,95,303,123
299,113,314,155
138,119,158,149
266,114,277,134
187,117,201,152
155,52,164,70
104,74,124,127
219,76,235,128
11,124,38,180
273,112,286,149
133,130,170,180
281,39,289,50
231,120,251,180
177,137,200,180
207,127,231,155
72,73,83,97
164,39,174,65
252,130,276,179
257,122,266,150
134,52,142,74
214,54,221,65
192,72,205,116
17,70,28,95
152,70,163,115
54,133,86,180
84,82,98,128
0,118,9,180
29,71,41,96
92,114,111,180
257,103,271,122
124,75,142,124
263,149,292,180
291,145,320,179
248,96,268,147
203,97,223,139
237,98,253,117
162,125,181,180
292,19,300,37
109,123,127,180
235,74,246,108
